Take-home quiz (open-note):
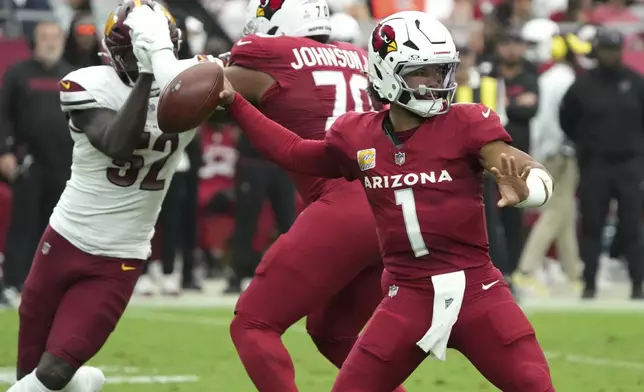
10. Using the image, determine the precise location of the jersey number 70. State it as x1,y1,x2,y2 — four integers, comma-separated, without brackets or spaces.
312,71,372,130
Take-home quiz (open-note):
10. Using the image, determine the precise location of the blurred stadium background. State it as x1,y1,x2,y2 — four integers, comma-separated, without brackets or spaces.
2,0,644,391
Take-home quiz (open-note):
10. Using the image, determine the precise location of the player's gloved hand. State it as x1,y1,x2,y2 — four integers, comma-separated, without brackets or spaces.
124,4,173,56
131,43,153,74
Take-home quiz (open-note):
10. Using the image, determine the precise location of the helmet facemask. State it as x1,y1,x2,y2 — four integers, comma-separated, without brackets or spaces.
395,60,459,117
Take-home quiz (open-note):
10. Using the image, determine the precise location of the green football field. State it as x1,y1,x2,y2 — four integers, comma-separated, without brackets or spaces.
1,299,644,392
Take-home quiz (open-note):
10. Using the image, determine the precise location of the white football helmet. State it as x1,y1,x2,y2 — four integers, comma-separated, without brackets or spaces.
521,18,560,64
367,11,459,118
242,0,331,38
329,12,361,45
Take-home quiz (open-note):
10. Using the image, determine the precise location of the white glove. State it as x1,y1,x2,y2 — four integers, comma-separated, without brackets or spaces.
131,43,153,74
124,5,173,73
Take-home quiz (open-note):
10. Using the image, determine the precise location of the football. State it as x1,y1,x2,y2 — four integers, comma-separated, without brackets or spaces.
157,61,224,134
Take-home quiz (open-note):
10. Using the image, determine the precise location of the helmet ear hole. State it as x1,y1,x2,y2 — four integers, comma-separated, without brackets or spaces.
374,65,383,80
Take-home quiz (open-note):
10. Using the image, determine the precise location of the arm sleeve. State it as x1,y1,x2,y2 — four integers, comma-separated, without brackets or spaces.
228,93,344,178
228,36,293,89
0,65,19,154
467,104,513,156
59,74,111,112
505,75,539,122
229,37,276,69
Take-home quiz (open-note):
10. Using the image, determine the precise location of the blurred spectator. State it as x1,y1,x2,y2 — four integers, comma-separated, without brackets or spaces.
0,20,73,292
494,0,534,27
515,33,591,289
549,0,593,22
490,28,540,276
329,12,362,46
164,0,234,47
63,11,101,68
151,137,203,295
532,0,567,18
20,0,53,38
560,28,644,299
369,0,424,19
521,18,561,68
223,142,296,294
590,0,638,23
454,46,515,282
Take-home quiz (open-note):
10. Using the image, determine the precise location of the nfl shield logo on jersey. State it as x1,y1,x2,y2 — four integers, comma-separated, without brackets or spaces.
357,148,376,171
394,151,405,166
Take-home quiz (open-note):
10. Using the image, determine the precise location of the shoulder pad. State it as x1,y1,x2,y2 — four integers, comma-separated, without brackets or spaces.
229,35,280,68
59,66,120,112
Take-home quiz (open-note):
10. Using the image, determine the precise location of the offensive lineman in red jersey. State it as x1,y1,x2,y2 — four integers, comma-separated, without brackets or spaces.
218,11,555,392
220,1,404,390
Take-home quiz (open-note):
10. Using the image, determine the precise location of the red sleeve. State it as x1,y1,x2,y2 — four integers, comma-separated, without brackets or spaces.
325,115,360,181
229,36,296,90
229,36,277,69
228,93,344,178
466,104,513,155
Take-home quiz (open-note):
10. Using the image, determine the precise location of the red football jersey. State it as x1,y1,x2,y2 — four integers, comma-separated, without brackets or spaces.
325,104,512,280
229,35,374,203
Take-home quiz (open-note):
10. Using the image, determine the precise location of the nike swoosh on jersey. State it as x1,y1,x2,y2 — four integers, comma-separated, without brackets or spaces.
482,280,500,290
121,263,136,271
482,107,491,118
237,40,252,46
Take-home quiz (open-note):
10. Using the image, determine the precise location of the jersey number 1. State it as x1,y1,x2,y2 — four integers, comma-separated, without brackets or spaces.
106,131,179,191
395,188,429,258
312,71,371,130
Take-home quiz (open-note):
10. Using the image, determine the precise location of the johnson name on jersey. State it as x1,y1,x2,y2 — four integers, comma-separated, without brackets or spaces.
50,56,211,260
229,35,372,203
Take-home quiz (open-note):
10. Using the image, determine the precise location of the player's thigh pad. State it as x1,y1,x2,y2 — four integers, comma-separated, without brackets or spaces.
355,288,431,362
46,255,144,367
454,288,552,391
18,227,76,373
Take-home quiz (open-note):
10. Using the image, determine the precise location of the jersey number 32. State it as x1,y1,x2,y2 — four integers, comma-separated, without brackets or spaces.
106,131,179,191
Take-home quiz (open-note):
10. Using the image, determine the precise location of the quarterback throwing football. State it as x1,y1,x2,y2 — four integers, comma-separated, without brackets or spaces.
218,11,555,392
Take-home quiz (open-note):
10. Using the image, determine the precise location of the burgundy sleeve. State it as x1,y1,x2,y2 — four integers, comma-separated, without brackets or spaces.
228,93,344,178
467,104,513,155
229,36,276,68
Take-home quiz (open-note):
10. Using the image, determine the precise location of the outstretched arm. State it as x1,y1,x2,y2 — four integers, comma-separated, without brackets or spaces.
226,93,344,178
480,141,553,208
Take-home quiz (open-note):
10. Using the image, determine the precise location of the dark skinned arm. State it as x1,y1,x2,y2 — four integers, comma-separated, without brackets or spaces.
224,65,275,104
69,73,154,160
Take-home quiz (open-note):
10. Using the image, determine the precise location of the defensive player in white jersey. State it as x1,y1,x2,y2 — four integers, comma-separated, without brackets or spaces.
9,1,214,391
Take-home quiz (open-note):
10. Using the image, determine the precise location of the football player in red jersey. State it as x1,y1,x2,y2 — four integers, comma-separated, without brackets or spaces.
219,1,404,391
218,11,555,392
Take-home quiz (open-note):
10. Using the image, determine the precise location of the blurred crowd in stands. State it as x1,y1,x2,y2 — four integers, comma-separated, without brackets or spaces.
1,0,644,306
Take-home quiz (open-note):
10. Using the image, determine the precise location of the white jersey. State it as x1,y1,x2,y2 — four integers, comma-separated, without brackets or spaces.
51,55,214,260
